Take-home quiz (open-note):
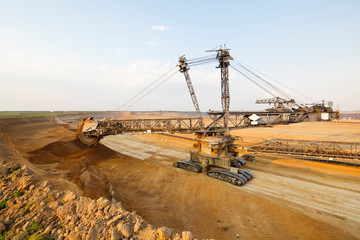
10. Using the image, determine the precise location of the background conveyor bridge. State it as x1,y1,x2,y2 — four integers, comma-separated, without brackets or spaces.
249,138,360,160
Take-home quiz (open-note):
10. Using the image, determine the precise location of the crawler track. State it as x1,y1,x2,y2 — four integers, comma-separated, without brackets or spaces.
237,169,253,180
207,169,247,186
174,160,202,173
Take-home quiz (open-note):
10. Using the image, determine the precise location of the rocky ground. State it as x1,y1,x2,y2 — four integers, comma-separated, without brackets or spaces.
0,159,194,240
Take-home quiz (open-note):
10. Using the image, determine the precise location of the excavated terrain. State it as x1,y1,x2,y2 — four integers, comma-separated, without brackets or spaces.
1,114,360,239
0,161,193,240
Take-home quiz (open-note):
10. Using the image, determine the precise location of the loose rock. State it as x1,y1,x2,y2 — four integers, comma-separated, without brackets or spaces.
117,222,132,238
63,191,77,202
0,222,6,233
182,231,194,240
0,156,195,240
157,226,174,240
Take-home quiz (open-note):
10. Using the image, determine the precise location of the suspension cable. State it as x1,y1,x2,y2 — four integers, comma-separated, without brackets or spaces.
187,57,217,66
115,54,216,111
188,59,218,67
233,58,316,104
230,65,277,97
234,58,310,100
232,59,305,106
187,54,217,63
232,60,292,99
115,67,177,111
123,70,179,110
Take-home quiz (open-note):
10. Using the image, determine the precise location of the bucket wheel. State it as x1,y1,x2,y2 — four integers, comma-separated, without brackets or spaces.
77,119,101,147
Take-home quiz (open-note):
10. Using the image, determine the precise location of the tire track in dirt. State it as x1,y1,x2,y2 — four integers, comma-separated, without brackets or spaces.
243,170,360,223
102,135,189,160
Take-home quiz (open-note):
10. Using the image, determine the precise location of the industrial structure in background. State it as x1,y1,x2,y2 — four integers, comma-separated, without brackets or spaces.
77,46,340,186
250,138,360,164
256,97,296,112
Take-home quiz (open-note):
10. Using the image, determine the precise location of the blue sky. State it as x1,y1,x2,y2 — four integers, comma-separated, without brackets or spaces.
0,0,359,111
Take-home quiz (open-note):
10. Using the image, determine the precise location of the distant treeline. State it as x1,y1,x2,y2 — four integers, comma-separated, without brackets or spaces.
0,111,76,119
0,111,201,119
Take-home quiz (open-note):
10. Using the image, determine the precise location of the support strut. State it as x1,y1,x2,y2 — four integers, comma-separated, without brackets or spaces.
216,46,233,134
178,56,204,128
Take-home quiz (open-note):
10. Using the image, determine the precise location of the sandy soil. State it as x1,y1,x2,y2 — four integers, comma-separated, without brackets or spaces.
1,115,360,239
100,135,360,239
272,159,360,177
231,120,360,145
0,117,111,199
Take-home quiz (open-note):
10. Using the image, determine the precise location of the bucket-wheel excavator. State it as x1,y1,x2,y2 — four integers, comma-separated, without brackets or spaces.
77,45,339,185
77,46,255,186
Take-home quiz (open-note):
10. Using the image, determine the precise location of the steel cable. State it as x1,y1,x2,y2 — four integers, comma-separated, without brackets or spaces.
187,58,217,66
123,69,179,110
232,60,291,99
188,59,218,67
233,58,316,104
187,55,217,63
115,67,177,111
230,65,277,97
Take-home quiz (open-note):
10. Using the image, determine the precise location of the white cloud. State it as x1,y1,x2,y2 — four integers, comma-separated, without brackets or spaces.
116,48,129,54
147,41,158,46
100,65,108,71
0,56,177,111
151,25,169,31
1,52,356,111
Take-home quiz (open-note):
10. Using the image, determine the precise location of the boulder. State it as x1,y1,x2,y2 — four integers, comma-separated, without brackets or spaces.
117,222,132,238
134,219,141,233
110,229,121,240
63,191,77,202
86,226,99,240
157,227,173,240
182,231,194,240
56,206,68,221
97,197,111,209
0,222,6,233
106,215,123,227
13,231,28,240
21,221,31,231
43,225,53,234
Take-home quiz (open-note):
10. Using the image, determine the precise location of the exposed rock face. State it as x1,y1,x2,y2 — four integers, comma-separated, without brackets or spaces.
0,159,195,240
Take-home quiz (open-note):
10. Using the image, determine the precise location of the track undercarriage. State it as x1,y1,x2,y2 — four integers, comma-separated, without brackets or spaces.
174,161,254,186
174,159,254,186
173,160,202,173
173,132,254,186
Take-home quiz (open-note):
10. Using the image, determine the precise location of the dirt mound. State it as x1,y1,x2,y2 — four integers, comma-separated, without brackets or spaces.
29,141,119,200
28,140,117,164
28,140,85,164
0,117,114,200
